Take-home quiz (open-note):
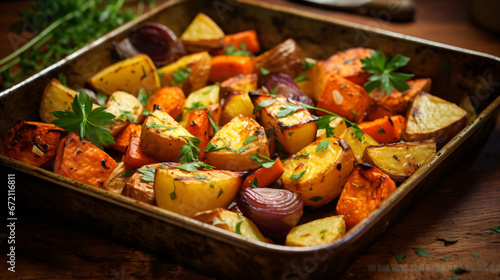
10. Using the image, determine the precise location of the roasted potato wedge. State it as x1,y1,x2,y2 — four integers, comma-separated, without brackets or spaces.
140,109,194,162
336,164,397,229
339,127,379,163
39,78,78,123
252,95,317,155
180,85,220,127
363,139,437,183
154,167,244,217
105,91,143,136
281,137,356,208
2,121,64,168
103,162,130,194
205,115,269,171
180,13,224,53
404,92,467,147
220,73,258,99
88,54,161,96
296,60,326,102
285,215,346,246
255,38,304,79
220,91,255,125
192,208,272,243
157,51,211,94
316,117,348,140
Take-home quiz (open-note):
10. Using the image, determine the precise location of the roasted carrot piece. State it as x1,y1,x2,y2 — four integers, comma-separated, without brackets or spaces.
364,104,395,121
145,86,186,119
110,123,142,153
1,121,64,168
53,132,118,189
209,55,255,82
241,157,284,189
317,73,372,123
206,103,222,137
122,135,157,169
358,115,405,143
122,163,163,205
336,164,397,230
372,78,432,115
323,47,373,86
224,30,260,54
186,110,210,160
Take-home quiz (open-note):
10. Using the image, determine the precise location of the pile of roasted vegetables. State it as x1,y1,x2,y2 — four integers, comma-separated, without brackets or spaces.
2,13,470,246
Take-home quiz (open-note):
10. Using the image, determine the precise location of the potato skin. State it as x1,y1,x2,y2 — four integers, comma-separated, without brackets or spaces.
103,162,129,194
2,121,64,168
105,91,144,136
339,127,379,164
39,78,78,123
281,137,356,208
122,163,163,205
219,91,255,125
285,215,346,246
255,39,304,79
336,164,397,229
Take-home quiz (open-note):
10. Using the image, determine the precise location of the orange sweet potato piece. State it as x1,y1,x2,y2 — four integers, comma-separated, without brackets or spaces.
364,104,395,121
53,132,118,188
323,47,373,86
186,110,210,160
372,78,432,115
317,74,372,123
209,55,256,82
224,30,260,54
1,121,64,168
121,163,164,205
241,157,284,188
110,123,142,153
122,135,158,169
336,164,397,230
145,86,186,119
358,115,405,144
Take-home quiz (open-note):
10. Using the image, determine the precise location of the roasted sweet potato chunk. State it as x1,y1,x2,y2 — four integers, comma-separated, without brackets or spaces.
323,47,374,86
53,132,118,188
336,164,397,230
2,121,64,168
121,163,161,205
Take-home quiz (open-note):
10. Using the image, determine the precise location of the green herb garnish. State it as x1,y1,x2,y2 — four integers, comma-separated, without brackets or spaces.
137,166,156,183
377,126,386,134
177,161,215,172
441,256,451,262
490,226,500,233
194,173,207,180
224,42,252,57
309,196,323,202
235,221,243,235
315,139,330,153
146,120,175,132
249,177,259,188
253,99,276,114
413,247,429,258
173,66,191,84
185,101,205,111
243,135,259,145
277,103,302,118
294,73,309,83
97,92,108,106
137,88,151,107
290,170,306,179
120,170,136,177
260,67,270,75
179,136,202,164
472,253,480,258
250,153,276,168
217,189,223,199
395,254,406,264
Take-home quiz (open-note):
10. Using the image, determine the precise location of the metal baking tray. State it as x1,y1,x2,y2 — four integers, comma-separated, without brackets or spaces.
1,0,499,279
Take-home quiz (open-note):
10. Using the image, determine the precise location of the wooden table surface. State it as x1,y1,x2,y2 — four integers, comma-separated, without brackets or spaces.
1,0,499,279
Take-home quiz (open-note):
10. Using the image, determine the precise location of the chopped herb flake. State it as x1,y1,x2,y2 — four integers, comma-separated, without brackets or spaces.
413,247,428,258
395,253,406,264
309,196,323,202
290,170,306,179
315,139,330,153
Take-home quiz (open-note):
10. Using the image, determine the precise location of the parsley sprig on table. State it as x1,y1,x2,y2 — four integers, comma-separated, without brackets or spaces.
51,91,116,149
360,49,414,94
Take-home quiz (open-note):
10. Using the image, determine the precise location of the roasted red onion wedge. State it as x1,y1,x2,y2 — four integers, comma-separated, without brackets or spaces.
262,73,315,106
236,187,304,236
115,22,185,66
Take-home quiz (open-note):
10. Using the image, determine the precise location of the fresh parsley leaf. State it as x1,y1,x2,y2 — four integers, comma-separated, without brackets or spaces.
120,170,137,177
441,256,451,262
294,73,309,83
472,253,480,258
250,153,276,168
277,103,302,118
235,220,243,235
302,60,315,70
146,120,175,132
97,92,108,106
490,226,500,233
340,84,346,90
205,143,231,153
210,182,215,189
309,196,323,202
137,88,151,107
224,42,253,57
51,91,116,149
377,126,386,134
173,66,191,84
142,108,151,116
315,139,330,153
137,166,156,183
260,67,270,75
185,101,205,111
58,74,68,87
249,177,259,188
237,145,250,155
161,163,166,169
395,254,406,264
253,99,276,114
243,135,259,145
177,161,215,172
217,188,223,199
316,116,338,138
294,151,309,160
289,170,306,179
178,136,202,164
360,49,414,94
194,173,207,180
413,247,429,258
117,110,136,122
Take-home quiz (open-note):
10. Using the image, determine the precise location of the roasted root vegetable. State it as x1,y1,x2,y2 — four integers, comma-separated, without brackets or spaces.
110,123,142,153
364,104,395,121
39,78,78,123
1,121,64,168
363,139,437,183
209,55,256,83
372,78,432,115
205,115,269,171
105,91,143,136
323,47,373,86
296,60,326,102
336,164,397,229
154,166,244,217
122,135,158,169
285,215,346,246
53,132,118,188
157,51,211,94
223,30,260,54
103,162,130,194
316,117,348,140
252,95,317,155
317,74,372,123
145,86,186,119
339,127,379,163
140,109,194,162
192,208,272,243
241,157,284,189
281,137,356,208
255,38,304,79
186,110,210,160
358,115,405,144
179,85,220,126
219,91,255,125
404,92,467,147
236,187,304,236
87,54,161,96
180,13,224,53
121,163,160,205
219,73,258,99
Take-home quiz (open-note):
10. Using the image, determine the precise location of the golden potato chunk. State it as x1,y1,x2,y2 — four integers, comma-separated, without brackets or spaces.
180,13,224,53
205,115,269,171
154,167,244,217
179,85,220,127
339,127,379,163
105,91,143,136
220,91,255,125
140,109,193,162
39,78,78,123
281,137,356,208
316,117,348,141
192,208,272,243
103,162,130,194
286,215,346,246
404,92,467,148
220,73,258,99
88,54,161,96
363,139,437,183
